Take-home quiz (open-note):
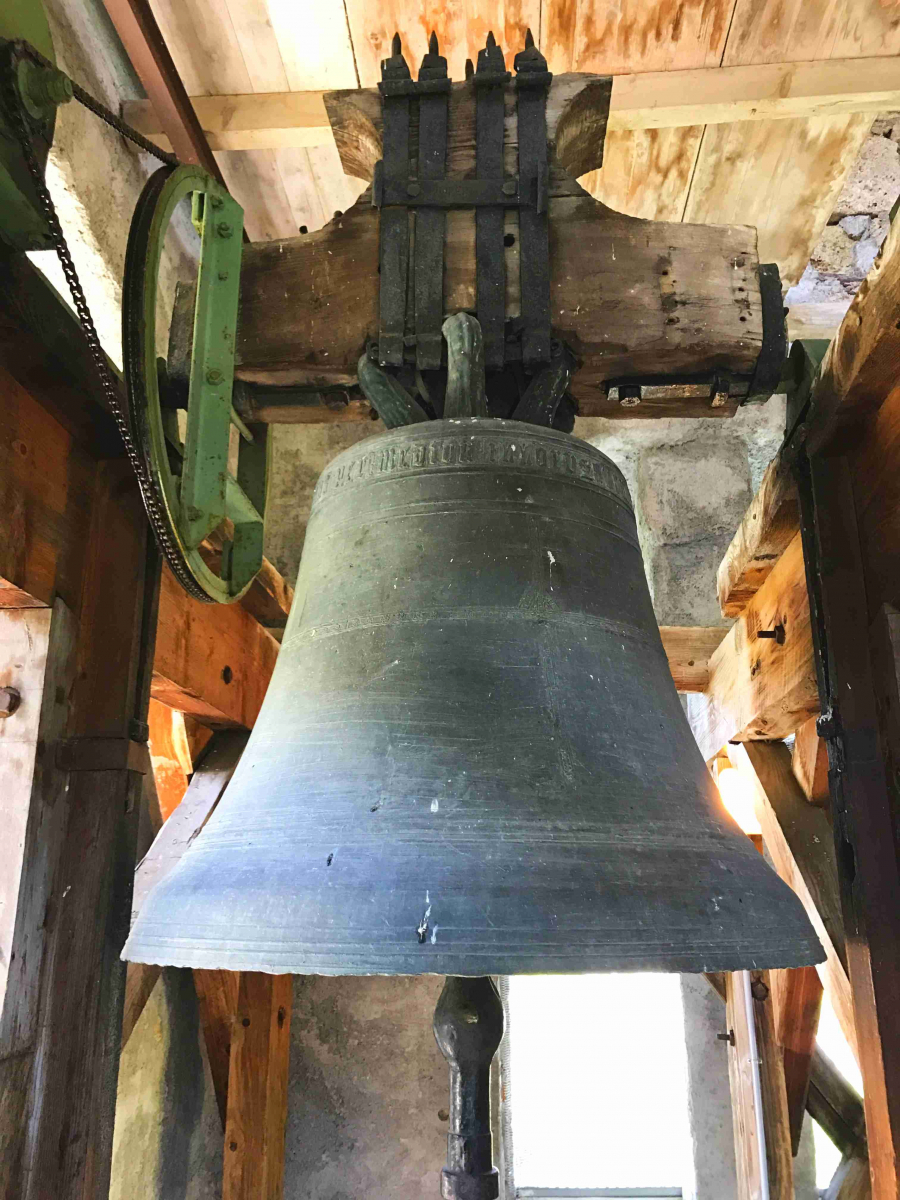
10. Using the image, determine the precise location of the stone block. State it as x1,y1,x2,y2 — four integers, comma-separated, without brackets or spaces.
809,224,857,276
645,533,736,627
834,133,900,217
637,438,751,547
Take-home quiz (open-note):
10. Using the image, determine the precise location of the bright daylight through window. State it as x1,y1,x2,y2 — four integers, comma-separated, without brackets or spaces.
509,974,692,1196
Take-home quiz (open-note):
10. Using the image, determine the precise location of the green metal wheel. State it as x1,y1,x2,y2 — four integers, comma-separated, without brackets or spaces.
123,163,268,604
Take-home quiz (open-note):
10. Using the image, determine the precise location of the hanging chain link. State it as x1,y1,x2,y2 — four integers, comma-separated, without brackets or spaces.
2,38,213,601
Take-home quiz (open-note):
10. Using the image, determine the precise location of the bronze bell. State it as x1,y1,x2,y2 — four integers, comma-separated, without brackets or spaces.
125,419,821,976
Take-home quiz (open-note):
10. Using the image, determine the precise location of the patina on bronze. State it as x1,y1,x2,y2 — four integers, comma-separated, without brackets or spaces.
124,418,822,977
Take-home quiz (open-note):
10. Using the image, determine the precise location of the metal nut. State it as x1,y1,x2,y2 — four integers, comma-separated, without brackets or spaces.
0,687,21,717
206,368,223,384
216,222,234,238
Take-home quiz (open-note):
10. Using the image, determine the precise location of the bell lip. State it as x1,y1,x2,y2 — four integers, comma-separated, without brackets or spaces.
121,936,825,977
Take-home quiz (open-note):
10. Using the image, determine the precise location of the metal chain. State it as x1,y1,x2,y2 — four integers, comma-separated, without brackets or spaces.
2,38,212,601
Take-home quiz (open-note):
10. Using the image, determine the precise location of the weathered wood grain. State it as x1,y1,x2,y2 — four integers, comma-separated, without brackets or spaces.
236,193,764,419
123,57,900,150
152,565,280,729
717,455,800,619
690,533,818,760
659,625,728,692
771,965,823,1155
792,716,829,806
726,742,856,1064
223,972,293,1200
726,969,793,1200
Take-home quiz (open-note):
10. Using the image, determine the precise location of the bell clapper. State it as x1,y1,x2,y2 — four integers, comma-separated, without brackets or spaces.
433,976,504,1199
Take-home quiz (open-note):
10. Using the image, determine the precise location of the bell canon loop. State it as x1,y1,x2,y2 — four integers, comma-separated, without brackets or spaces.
124,419,823,977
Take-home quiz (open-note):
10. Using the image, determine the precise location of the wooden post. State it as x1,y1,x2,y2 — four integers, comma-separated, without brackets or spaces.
798,451,900,1198
725,970,793,1200
771,966,823,1155
223,972,293,1200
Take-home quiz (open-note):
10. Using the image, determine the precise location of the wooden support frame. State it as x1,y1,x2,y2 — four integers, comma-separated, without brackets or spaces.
726,970,793,1200
223,972,292,1200
797,451,900,1198
727,742,855,1062
123,55,900,151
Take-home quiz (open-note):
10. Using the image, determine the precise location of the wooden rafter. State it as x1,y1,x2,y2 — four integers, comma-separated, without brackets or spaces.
123,55,900,151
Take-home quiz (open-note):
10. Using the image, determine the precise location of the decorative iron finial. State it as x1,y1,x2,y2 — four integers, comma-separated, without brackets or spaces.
391,31,402,56
429,30,439,54
476,28,509,81
525,26,535,48
465,57,475,80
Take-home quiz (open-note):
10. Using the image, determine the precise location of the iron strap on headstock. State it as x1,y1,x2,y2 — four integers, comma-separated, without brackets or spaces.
372,30,553,375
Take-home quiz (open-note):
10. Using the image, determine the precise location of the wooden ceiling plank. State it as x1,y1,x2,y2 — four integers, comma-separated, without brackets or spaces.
543,0,736,219
685,0,900,285
344,0,539,88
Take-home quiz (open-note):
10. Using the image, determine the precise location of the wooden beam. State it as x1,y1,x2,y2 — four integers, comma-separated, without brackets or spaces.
223,972,292,1200
237,196,764,417
152,565,279,729
824,1156,872,1200
726,970,793,1200
194,969,241,1128
771,966,823,1155
807,215,900,454
792,716,829,805
809,1047,868,1163
690,533,818,760
801,454,900,1199
130,731,247,922
708,979,867,1165
717,455,800,619
715,199,900,620
659,626,728,692
100,0,224,185
123,56,900,151
726,742,856,1064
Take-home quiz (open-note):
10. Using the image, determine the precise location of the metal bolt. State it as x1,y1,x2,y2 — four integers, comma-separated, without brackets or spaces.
216,222,233,238
206,368,223,384
406,183,420,197
756,623,785,645
619,385,641,408
0,687,21,717
717,1029,735,1046
501,180,517,196
209,194,224,209
218,270,229,281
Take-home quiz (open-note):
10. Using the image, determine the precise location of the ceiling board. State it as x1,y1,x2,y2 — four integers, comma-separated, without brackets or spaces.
541,0,738,219
685,0,900,284
150,0,359,238
344,0,539,87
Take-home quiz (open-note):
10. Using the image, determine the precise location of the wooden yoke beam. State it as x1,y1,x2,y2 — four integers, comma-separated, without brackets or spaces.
234,73,766,420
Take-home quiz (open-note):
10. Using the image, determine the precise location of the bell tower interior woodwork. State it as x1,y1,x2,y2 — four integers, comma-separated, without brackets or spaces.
2,3,900,1200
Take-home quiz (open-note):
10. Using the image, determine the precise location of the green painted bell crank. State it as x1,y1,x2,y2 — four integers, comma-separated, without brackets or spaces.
140,165,266,603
